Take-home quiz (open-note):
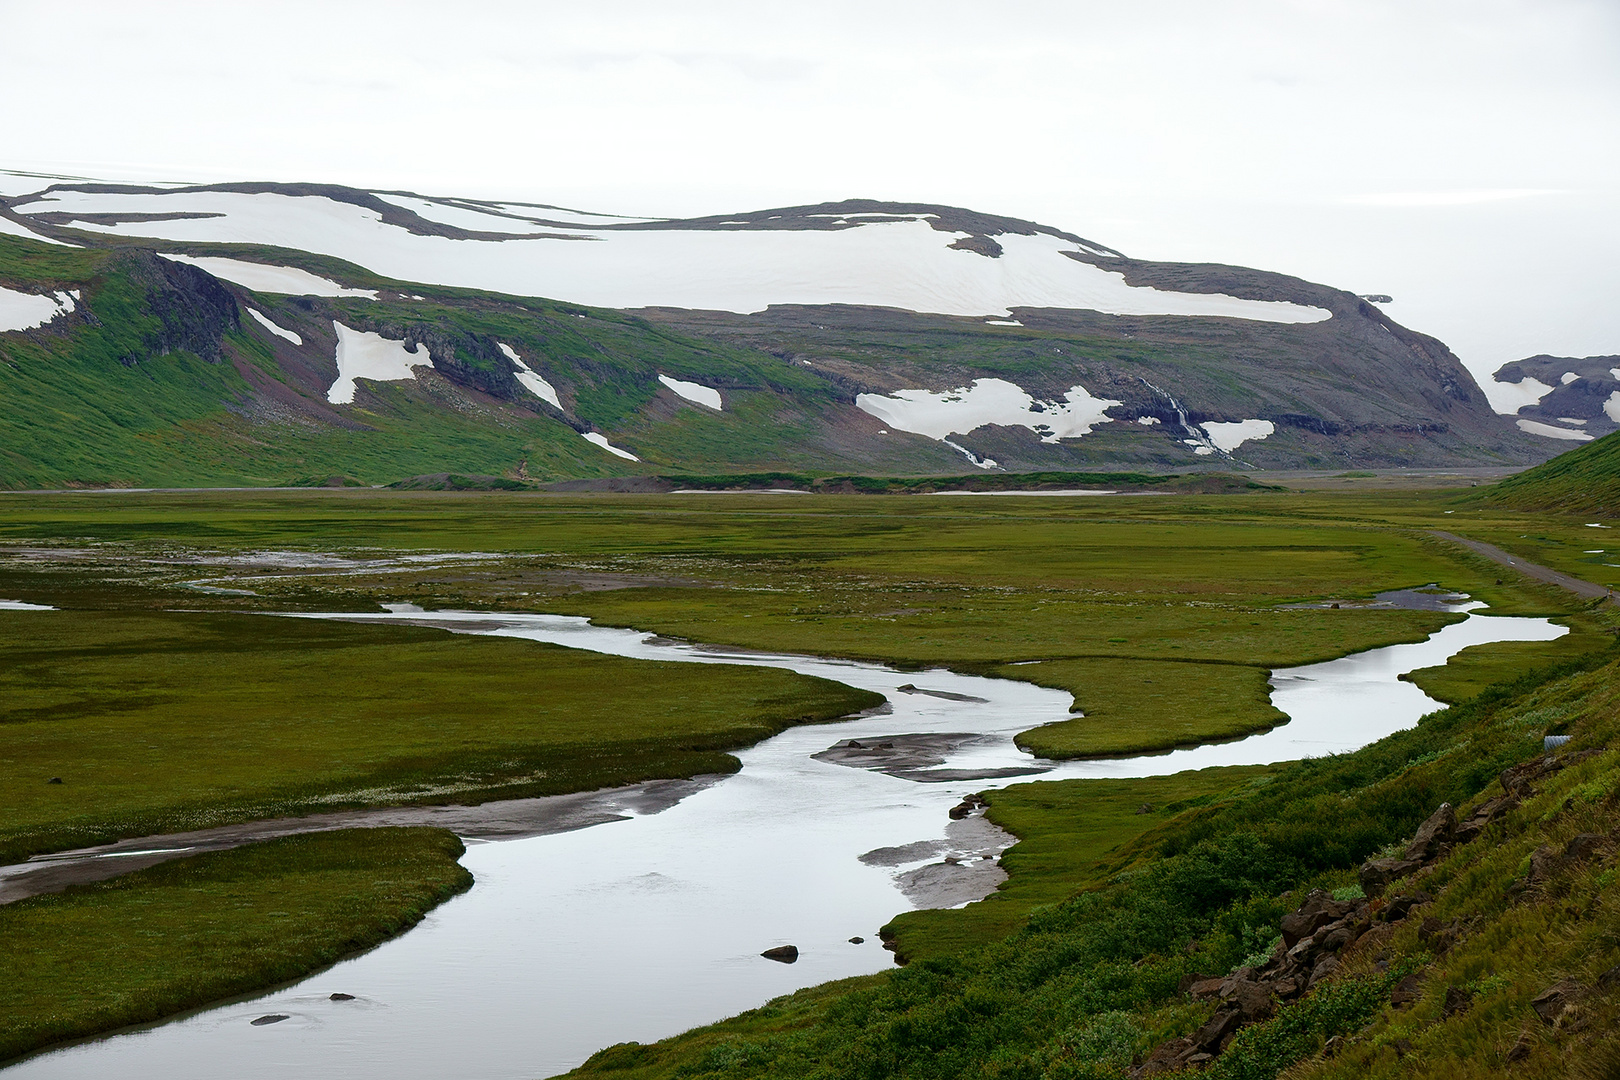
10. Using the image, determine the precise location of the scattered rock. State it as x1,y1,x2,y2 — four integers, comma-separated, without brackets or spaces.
1403,802,1456,862
1528,844,1563,884
1130,1037,1191,1077
1181,973,1222,997
329,993,355,1001
1443,985,1472,1017
45,777,62,785
1563,832,1609,866
1506,1028,1535,1062
1383,891,1433,922
1360,857,1422,897
1531,979,1584,1026
761,945,799,964
1308,955,1341,989
848,936,864,944
1191,1006,1244,1053
1135,803,1154,815
1322,1035,1343,1057
250,1014,290,1026
1390,973,1425,1006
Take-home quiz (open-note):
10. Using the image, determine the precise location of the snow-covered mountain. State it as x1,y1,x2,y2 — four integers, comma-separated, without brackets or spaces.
0,177,1552,487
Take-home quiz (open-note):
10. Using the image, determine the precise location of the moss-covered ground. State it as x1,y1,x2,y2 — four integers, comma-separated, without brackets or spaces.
0,827,472,1066
0,607,878,865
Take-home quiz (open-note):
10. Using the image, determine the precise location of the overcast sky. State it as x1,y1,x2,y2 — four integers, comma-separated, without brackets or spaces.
4,0,1616,395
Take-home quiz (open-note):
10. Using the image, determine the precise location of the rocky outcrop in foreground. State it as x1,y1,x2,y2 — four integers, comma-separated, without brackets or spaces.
1132,750,1606,1076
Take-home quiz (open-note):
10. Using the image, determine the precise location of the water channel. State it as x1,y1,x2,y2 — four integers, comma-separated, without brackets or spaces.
8,604,1566,1079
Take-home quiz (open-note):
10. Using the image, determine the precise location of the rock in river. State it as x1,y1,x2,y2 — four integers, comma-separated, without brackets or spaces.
761,945,799,964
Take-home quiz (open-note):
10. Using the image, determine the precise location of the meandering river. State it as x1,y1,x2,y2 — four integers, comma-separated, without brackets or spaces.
7,606,1565,1079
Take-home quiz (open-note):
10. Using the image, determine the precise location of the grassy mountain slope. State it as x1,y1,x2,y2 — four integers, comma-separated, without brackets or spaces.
1472,429,1620,516
1,179,1559,484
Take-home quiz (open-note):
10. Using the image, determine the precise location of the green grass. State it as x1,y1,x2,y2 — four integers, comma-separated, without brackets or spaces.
0,608,880,864
0,827,472,1065
997,659,1286,758
1470,427,1620,517
882,766,1274,961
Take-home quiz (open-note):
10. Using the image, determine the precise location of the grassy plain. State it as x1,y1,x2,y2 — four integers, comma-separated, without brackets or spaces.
997,660,1286,758
0,608,879,864
1,483,1614,1070
0,828,471,1065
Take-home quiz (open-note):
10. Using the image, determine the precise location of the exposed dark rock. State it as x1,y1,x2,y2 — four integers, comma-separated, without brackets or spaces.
329,993,355,1001
1390,973,1425,1007
848,936,864,944
1443,985,1472,1018
1532,979,1585,1026
1131,1037,1192,1077
250,1014,290,1026
1360,857,1422,897
1403,802,1456,862
45,777,62,784
1383,891,1433,922
761,945,799,963
1308,955,1341,989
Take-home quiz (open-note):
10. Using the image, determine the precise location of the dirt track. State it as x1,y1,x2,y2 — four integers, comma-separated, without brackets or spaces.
1430,530,1616,604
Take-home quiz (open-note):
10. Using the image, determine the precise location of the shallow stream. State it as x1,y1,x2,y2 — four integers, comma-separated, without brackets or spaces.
8,606,1565,1079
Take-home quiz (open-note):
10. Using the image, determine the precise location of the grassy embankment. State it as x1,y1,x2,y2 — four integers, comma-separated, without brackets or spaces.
0,828,471,1065
0,607,879,865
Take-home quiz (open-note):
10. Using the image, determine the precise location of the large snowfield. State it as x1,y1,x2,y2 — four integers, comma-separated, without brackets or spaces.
856,378,1123,443
12,188,1333,324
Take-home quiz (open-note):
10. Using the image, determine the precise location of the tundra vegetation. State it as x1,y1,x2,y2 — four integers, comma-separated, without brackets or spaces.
0,465,1616,1075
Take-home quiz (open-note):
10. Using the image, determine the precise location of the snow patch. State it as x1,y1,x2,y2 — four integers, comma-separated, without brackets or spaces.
0,286,75,332
20,190,1330,324
1562,371,1581,385
1606,391,1620,424
1137,416,1161,425
1487,374,1556,414
1558,417,1588,425
247,308,301,345
328,322,434,404
1516,418,1594,442
0,213,72,246
581,432,638,460
658,374,723,410
0,599,54,610
497,342,562,409
159,253,376,298
1201,419,1275,452
985,319,1022,326
855,378,1122,444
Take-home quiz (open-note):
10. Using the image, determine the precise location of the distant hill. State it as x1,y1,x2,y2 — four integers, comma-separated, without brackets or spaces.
1487,353,1620,444
0,178,1556,488
1475,428,1620,516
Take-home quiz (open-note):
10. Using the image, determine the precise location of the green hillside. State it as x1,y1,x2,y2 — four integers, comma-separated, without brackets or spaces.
1474,429,1620,516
